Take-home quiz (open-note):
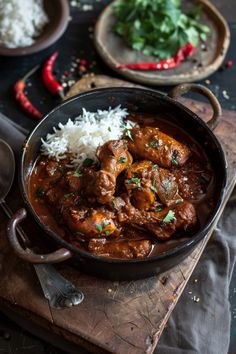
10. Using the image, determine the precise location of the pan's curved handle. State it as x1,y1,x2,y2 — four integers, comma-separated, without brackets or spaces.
168,83,222,130
7,208,73,264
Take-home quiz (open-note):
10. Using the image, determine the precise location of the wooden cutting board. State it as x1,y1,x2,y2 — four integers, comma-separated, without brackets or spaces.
0,76,236,354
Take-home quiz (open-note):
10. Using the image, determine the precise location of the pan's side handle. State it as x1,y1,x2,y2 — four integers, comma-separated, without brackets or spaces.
7,208,73,264
168,83,222,131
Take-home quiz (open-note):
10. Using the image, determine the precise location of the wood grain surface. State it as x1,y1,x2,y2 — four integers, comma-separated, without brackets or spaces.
0,89,235,354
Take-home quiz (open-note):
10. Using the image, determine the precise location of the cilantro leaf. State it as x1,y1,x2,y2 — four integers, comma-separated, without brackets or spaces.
150,184,158,193
72,170,83,177
163,210,176,223
113,0,210,59
83,158,94,167
96,224,103,233
128,177,142,189
119,156,127,163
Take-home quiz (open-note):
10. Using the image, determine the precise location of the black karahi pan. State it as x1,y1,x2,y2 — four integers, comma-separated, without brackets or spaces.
7,84,227,280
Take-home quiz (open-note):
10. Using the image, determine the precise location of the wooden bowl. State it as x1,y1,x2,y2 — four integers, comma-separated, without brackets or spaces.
0,0,69,56
94,0,230,85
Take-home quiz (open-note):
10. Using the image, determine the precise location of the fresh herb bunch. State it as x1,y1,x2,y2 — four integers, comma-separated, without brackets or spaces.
113,0,210,59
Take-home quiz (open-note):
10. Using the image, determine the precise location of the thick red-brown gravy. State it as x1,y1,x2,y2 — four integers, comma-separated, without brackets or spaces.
28,114,215,259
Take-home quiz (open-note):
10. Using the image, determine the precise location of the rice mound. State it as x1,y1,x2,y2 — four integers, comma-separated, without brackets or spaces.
41,106,136,167
0,0,49,48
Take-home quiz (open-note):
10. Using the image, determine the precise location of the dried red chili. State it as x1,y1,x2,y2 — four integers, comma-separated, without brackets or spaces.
42,51,64,99
116,42,195,71
14,65,42,120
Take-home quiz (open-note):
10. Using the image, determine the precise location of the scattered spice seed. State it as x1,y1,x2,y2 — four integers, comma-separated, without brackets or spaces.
193,295,200,302
222,90,230,100
226,60,233,68
80,59,88,66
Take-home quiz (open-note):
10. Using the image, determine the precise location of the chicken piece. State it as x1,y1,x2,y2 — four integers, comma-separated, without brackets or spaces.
125,160,182,208
108,196,126,211
94,139,133,204
45,159,64,181
88,239,152,259
65,170,83,193
65,208,117,238
127,127,191,168
156,168,182,206
46,184,80,214
118,201,197,240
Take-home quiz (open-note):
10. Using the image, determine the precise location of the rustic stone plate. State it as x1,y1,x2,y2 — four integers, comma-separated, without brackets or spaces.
94,0,230,86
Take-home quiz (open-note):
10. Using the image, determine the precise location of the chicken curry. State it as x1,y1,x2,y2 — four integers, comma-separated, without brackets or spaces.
28,114,213,260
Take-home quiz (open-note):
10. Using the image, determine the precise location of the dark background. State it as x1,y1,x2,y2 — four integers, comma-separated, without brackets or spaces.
0,0,235,353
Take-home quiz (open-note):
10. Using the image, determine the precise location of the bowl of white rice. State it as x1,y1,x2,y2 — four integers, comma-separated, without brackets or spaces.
0,0,69,56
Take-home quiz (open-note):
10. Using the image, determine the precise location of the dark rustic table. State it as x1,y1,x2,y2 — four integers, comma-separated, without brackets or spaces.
0,0,235,353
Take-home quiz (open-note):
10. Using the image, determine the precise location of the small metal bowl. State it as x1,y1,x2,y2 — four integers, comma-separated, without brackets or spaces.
0,0,69,56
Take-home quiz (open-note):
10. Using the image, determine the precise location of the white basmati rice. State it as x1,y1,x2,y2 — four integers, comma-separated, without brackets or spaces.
41,106,136,167
0,0,49,48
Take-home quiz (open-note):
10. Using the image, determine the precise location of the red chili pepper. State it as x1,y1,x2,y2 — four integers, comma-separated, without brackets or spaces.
42,51,64,99
14,65,42,120
116,42,195,71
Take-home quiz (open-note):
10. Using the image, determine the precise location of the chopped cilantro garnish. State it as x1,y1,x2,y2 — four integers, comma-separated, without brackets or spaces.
175,198,183,204
163,210,176,224
199,175,210,184
149,140,159,148
72,170,83,177
103,220,110,227
172,150,179,166
76,231,84,237
64,192,75,200
108,127,112,132
104,230,110,236
35,187,44,198
96,224,103,233
128,177,142,189
83,158,94,167
124,129,133,141
152,164,159,169
155,207,163,212
119,156,126,163
150,184,158,193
